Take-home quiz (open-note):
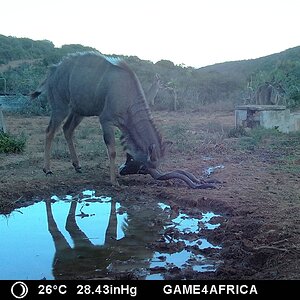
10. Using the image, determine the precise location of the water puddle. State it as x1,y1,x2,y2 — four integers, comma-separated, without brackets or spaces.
146,203,221,279
203,164,225,177
0,190,222,280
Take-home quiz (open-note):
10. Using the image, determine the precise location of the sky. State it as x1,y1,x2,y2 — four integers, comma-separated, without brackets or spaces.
1,0,300,68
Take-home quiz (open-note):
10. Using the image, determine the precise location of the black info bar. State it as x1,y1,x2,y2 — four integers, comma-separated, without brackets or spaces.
3,280,298,299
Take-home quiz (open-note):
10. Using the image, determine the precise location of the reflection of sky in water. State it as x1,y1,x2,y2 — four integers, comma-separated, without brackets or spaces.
185,238,221,250
203,165,225,177
171,214,201,233
166,211,221,233
0,193,222,280
158,202,221,231
0,190,127,280
0,201,55,279
116,202,128,240
152,250,196,268
193,264,217,272
147,203,222,279
49,194,127,246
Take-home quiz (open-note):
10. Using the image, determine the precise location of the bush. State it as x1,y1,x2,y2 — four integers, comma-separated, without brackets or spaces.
228,126,248,138
237,127,282,151
0,131,26,153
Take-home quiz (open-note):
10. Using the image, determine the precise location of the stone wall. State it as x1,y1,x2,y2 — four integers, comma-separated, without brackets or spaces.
235,105,300,133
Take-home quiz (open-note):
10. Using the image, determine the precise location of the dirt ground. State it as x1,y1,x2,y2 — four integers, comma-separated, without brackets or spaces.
0,110,299,280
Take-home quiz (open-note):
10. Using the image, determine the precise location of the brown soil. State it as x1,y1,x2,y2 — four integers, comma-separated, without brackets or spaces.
0,111,299,280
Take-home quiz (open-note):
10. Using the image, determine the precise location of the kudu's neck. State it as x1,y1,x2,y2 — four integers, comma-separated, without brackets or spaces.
121,94,164,166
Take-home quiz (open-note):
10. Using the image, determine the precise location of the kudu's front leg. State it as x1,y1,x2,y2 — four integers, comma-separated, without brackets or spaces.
44,114,67,175
101,122,119,186
43,127,54,175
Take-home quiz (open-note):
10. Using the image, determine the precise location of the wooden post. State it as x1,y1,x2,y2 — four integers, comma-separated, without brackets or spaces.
0,104,7,133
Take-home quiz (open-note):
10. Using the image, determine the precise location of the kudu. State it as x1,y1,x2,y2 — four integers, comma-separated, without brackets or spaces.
253,82,286,105
31,52,215,189
145,73,164,107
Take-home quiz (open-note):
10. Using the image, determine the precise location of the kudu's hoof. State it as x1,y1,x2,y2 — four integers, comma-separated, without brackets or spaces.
75,167,82,173
110,180,123,191
113,184,123,191
72,163,82,173
43,168,53,176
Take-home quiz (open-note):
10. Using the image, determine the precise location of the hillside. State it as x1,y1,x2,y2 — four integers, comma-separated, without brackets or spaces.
200,46,300,80
0,34,300,111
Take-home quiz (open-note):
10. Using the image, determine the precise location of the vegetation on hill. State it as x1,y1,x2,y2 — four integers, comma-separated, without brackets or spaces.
0,34,300,112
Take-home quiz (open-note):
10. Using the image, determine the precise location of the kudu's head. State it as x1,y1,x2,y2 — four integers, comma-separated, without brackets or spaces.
117,66,165,177
119,149,218,190
119,144,162,176
119,153,145,175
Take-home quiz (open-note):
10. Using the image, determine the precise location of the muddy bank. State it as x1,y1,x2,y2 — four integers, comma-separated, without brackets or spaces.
0,112,299,280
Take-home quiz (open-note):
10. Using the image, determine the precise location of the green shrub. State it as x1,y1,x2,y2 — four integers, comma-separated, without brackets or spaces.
228,126,248,138
237,127,282,151
0,131,26,153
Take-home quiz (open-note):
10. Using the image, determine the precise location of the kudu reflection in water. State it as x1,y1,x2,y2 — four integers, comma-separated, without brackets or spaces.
45,199,156,279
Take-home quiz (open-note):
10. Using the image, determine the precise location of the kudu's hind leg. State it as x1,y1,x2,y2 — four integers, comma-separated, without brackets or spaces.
44,113,67,175
63,113,84,173
101,123,119,186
